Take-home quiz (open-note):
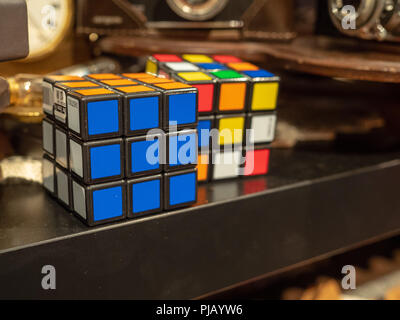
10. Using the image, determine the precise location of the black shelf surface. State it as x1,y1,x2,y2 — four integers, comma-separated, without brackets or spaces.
1,148,400,299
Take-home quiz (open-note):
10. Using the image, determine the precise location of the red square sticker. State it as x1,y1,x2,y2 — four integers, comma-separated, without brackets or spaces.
213,55,242,63
192,84,214,113
152,54,182,62
244,149,270,176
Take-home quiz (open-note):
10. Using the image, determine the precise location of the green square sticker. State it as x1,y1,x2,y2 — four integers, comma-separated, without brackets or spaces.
211,70,244,79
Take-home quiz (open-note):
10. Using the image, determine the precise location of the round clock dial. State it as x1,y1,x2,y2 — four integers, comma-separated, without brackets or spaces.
25,0,73,60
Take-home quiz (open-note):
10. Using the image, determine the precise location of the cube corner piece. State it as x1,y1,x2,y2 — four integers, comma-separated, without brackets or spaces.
71,178,127,226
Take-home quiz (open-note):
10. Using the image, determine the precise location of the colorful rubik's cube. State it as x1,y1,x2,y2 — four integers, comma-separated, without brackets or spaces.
146,54,279,182
42,73,198,226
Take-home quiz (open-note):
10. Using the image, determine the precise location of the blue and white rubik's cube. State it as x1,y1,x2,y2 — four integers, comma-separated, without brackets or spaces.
42,73,198,226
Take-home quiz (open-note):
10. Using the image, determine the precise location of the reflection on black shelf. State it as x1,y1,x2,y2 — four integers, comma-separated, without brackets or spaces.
1,148,399,252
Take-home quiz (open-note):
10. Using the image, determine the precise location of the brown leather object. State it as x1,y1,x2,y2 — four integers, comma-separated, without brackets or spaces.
99,34,400,83
266,36,400,83
0,78,10,112
0,0,29,62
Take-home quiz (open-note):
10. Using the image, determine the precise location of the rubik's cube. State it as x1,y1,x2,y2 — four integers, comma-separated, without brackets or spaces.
42,73,198,226
146,54,279,182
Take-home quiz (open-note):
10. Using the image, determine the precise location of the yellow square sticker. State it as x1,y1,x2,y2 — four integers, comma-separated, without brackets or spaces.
178,72,212,82
146,60,158,74
251,82,279,110
183,54,213,63
218,117,245,145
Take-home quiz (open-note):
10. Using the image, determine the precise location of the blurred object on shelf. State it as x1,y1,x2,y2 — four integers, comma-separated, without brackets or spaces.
93,0,400,83
203,236,400,300
344,269,400,300
0,0,29,62
0,130,13,161
294,0,317,35
327,0,400,43
98,34,400,83
0,58,121,123
23,0,73,61
283,248,400,300
0,156,42,184
53,57,121,77
386,285,400,300
0,119,42,159
0,0,90,77
282,277,341,300
0,78,10,113
272,73,390,149
76,0,295,41
7,75,41,106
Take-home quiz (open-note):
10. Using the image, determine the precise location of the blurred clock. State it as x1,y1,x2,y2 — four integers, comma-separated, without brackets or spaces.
25,0,73,61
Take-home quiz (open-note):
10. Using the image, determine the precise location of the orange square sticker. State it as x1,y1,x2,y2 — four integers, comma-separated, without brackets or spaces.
74,88,115,96
115,85,155,93
101,79,138,86
140,78,174,84
197,154,209,181
228,62,259,71
59,81,99,88
87,73,121,80
218,83,246,111
122,73,156,79
154,82,192,90
46,75,85,82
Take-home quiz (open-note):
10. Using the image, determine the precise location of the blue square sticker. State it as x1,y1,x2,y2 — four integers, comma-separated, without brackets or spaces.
131,139,160,173
197,63,227,70
169,172,196,206
130,96,159,131
131,179,161,214
243,70,275,78
87,100,119,136
197,120,211,148
92,186,123,221
90,144,121,180
168,93,196,126
169,132,197,167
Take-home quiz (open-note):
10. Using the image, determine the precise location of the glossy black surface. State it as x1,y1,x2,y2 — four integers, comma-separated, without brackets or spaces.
1,148,400,298
0,148,397,252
